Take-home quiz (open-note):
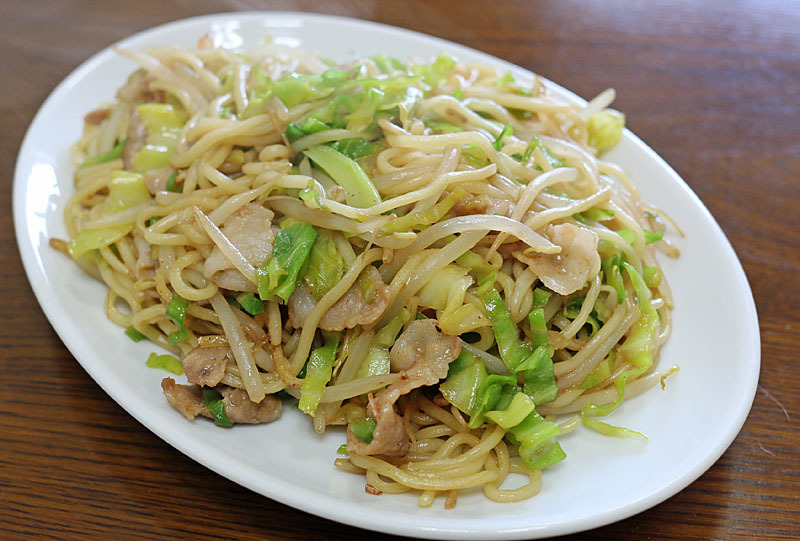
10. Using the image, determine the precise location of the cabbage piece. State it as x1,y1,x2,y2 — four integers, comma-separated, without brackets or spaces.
303,145,382,208
489,392,566,470
299,333,341,416
257,221,318,303
270,68,361,108
579,349,615,389
440,350,487,415
601,253,626,303
380,188,466,234
618,262,660,368
356,310,410,379
327,138,380,160
68,170,151,257
587,109,625,154
580,263,659,438
411,53,457,88
417,263,486,335
303,230,345,300
372,55,406,74
235,292,265,315
131,103,188,173
481,289,530,370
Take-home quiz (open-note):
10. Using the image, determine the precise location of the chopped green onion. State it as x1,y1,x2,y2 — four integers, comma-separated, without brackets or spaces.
79,138,127,168
452,89,464,100
581,207,615,222
642,265,663,287
617,228,635,245
125,327,146,342
644,229,663,244
165,171,180,193
202,386,233,428
146,352,183,375
492,124,513,151
337,443,349,456
350,417,377,443
166,294,190,344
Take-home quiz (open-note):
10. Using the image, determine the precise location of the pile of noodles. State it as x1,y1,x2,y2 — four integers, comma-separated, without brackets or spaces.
54,39,681,508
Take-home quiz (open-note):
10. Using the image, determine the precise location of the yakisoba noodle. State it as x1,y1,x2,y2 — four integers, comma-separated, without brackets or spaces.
55,38,681,508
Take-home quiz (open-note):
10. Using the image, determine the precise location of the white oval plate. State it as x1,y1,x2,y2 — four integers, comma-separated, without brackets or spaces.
13,12,760,540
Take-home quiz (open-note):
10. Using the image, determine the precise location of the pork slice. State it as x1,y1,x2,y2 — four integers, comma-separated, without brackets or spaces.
453,193,513,217
218,387,282,424
144,166,175,195
513,223,599,295
122,111,148,170
133,231,156,280
183,346,231,387
84,108,110,125
161,378,282,425
287,267,390,331
204,203,275,293
116,70,166,104
389,319,461,378
161,377,207,421
347,391,410,457
348,320,461,457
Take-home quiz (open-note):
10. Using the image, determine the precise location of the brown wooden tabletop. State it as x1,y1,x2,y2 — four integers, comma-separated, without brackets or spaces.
2,1,798,539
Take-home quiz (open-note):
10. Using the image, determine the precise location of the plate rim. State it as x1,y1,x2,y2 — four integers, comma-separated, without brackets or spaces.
12,10,761,540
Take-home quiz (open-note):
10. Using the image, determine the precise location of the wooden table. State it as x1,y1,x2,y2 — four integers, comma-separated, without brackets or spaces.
2,1,798,539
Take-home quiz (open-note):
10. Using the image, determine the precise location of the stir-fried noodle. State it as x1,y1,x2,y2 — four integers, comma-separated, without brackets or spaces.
54,39,680,507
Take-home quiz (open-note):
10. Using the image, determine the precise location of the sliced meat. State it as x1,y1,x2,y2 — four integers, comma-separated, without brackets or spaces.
453,193,513,217
347,392,410,457
388,319,461,377
161,378,282,424
513,223,599,295
144,166,175,194
122,111,148,170
182,346,231,387
133,231,156,280
218,387,282,424
84,108,110,125
161,377,207,421
203,203,276,293
287,267,390,331
287,284,317,326
348,320,461,457
116,70,165,104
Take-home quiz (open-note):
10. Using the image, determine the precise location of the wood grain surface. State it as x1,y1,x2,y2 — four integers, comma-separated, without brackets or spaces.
2,1,798,539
